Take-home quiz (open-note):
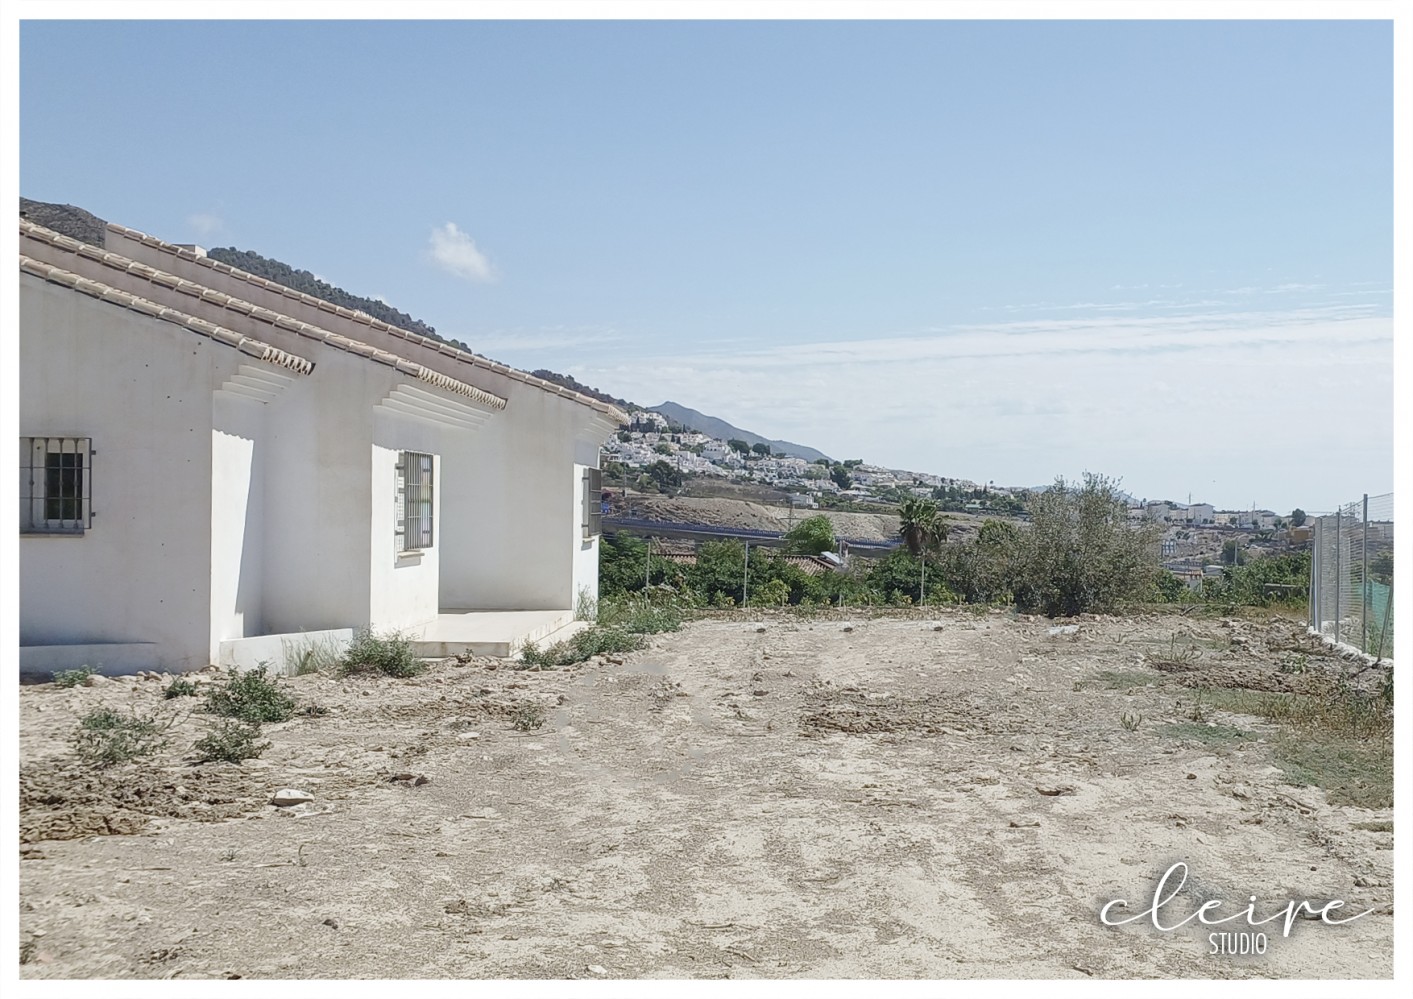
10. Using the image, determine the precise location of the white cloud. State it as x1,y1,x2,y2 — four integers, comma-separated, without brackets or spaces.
463,327,624,354
186,212,223,237
428,222,496,283
571,305,1392,512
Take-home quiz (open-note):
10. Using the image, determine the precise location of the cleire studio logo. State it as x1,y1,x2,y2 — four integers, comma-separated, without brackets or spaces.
1099,861,1375,956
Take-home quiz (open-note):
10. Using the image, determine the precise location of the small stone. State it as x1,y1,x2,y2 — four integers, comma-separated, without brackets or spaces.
322,918,339,929
82,673,110,686
755,626,766,633
1186,773,1197,780
271,788,315,807
587,965,608,976
458,732,481,740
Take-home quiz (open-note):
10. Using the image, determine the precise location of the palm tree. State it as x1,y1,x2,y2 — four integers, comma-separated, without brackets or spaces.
898,497,948,602
898,497,942,555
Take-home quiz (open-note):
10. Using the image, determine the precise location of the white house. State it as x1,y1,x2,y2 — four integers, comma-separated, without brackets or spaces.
18,205,626,674
1186,503,1215,525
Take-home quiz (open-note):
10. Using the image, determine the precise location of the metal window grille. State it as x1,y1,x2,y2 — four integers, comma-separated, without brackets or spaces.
20,436,92,534
583,466,603,539
395,451,434,552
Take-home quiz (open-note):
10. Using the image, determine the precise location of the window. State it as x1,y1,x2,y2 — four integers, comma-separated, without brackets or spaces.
395,451,434,553
582,466,603,539
20,437,92,535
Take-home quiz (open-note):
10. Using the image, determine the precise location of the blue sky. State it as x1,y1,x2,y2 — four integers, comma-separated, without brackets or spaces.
17,16,1394,512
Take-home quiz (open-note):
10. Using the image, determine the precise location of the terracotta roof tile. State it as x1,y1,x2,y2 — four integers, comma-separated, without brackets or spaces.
20,255,315,376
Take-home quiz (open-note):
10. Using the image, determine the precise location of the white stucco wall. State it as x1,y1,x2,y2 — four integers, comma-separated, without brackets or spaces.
369,422,442,631
20,276,222,670
571,462,600,614
210,393,267,654
436,391,586,610
25,228,623,634
256,351,375,634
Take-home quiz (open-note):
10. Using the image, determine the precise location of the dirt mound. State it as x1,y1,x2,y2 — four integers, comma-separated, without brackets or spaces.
20,760,261,842
798,681,1015,736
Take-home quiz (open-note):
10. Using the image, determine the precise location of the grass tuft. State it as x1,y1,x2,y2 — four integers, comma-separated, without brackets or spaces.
1094,669,1164,690
283,634,344,676
511,703,547,731
1156,721,1254,745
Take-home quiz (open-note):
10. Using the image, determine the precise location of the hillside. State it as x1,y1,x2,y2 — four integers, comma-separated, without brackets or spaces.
650,401,829,462
529,370,631,410
203,246,458,346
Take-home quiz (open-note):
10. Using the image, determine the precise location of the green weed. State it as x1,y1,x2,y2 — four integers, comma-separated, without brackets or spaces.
72,707,171,767
52,667,95,688
339,628,426,678
204,665,296,723
193,719,270,763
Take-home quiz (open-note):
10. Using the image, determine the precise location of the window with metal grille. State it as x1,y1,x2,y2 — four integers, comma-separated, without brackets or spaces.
582,466,603,539
395,451,434,553
21,437,93,535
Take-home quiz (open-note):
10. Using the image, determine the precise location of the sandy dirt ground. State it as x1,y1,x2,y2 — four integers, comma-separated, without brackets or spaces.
18,612,1393,980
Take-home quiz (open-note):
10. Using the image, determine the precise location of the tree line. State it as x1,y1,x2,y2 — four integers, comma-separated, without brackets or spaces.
599,474,1311,615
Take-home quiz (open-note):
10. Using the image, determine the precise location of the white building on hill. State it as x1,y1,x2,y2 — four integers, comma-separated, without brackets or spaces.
18,208,625,673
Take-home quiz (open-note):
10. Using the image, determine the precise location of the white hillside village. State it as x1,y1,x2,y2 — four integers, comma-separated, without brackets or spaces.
606,412,1248,525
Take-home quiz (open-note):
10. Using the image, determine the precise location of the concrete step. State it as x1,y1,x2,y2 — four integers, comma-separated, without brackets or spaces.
411,610,577,659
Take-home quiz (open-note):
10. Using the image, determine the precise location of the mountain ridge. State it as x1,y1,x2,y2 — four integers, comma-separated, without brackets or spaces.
650,401,830,463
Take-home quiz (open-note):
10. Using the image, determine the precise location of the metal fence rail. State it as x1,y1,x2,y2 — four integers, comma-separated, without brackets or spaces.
1310,492,1394,659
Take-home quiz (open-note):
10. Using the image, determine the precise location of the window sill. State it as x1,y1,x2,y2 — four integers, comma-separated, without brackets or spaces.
396,549,426,564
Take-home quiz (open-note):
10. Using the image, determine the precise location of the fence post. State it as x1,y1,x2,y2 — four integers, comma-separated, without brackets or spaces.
1309,518,1318,633
1362,494,1369,653
1375,578,1393,661
1334,507,1341,642
743,542,749,607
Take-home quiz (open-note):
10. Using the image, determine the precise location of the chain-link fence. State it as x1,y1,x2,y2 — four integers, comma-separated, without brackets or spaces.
1309,492,1394,660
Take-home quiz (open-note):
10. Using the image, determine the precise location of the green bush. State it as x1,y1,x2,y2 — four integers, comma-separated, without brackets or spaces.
339,628,425,678
193,719,270,763
784,514,835,555
1012,474,1160,617
753,578,792,607
520,625,645,669
52,667,95,688
598,594,683,635
205,665,296,723
72,707,170,767
164,678,199,699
